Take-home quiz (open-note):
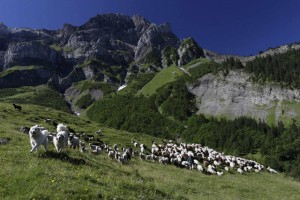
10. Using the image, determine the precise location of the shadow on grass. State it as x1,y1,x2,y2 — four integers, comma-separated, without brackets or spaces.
38,151,90,166
0,137,11,145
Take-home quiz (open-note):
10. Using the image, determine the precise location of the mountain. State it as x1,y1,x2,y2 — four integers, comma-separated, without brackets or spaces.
0,14,204,91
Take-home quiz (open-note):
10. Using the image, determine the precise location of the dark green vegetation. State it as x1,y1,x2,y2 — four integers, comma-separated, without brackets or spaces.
73,80,117,109
162,46,179,66
0,85,70,113
183,115,300,179
222,57,244,70
74,80,116,95
184,61,221,84
118,73,155,95
245,49,300,87
87,94,182,138
140,49,162,69
155,79,197,121
79,58,127,84
75,93,94,109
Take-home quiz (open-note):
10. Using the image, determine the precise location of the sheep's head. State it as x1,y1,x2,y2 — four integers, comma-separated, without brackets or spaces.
56,123,67,132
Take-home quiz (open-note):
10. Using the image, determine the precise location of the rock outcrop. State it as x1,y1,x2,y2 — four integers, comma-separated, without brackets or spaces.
4,42,61,69
189,70,300,124
178,37,204,66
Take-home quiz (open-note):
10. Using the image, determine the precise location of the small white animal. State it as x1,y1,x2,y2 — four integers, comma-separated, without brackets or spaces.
53,132,67,153
197,164,204,172
237,168,243,174
68,135,79,149
217,171,224,176
56,123,68,132
29,125,49,153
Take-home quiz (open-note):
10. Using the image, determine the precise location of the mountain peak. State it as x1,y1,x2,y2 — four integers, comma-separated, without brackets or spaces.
80,13,134,30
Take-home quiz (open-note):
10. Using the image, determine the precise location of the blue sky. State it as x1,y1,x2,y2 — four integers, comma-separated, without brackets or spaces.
0,0,299,56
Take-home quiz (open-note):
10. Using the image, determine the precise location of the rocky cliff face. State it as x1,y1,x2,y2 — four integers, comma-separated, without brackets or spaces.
4,42,61,69
189,70,300,124
0,13,205,90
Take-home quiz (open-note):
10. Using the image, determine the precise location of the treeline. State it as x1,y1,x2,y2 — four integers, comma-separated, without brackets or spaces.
184,61,221,84
245,49,300,87
86,94,183,138
155,79,197,121
182,115,300,179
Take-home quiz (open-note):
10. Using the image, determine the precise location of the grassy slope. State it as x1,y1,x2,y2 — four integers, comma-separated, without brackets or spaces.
0,102,300,199
138,65,185,97
183,57,210,69
265,100,300,127
0,65,45,77
0,85,70,113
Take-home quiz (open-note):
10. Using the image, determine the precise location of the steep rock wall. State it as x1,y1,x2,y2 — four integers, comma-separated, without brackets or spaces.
189,70,300,124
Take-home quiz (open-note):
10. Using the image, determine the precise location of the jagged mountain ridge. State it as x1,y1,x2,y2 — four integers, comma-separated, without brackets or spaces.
0,14,204,90
203,42,300,64
1,13,299,91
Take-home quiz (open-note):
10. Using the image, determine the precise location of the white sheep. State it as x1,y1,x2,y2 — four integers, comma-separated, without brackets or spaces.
68,135,79,149
217,171,223,176
145,154,154,162
197,164,204,172
90,144,101,154
117,154,126,164
140,153,146,161
56,123,68,133
237,168,243,174
159,157,169,164
140,144,145,153
267,167,278,173
108,151,115,159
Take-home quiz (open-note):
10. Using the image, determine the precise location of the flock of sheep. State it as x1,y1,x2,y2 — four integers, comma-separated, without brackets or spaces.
24,120,278,176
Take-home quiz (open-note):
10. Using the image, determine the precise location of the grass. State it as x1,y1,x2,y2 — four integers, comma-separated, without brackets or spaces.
49,44,62,52
266,102,277,126
266,100,300,127
0,85,71,113
0,65,44,77
0,102,300,199
280,100,300,126
74,80,116,95
118,73,155,95
183,57,210,69
138,65,185,97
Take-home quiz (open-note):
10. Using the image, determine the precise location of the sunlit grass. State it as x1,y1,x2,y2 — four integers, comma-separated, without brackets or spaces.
138,65,185,97
0,102,300,199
